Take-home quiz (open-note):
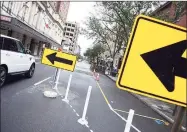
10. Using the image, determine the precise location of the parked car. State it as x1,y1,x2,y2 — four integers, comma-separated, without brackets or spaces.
0,34,35,87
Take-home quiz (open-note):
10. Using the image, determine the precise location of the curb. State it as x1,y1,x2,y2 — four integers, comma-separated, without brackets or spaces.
105,74,186,131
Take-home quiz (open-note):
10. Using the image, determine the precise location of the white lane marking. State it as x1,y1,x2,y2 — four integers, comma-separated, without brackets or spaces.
90,130,93,132
76,113,80,117
73,109,76,112
111,106,141,132
96,82,141,132
70,105,72,108
34,77,51,86
124,109,135,132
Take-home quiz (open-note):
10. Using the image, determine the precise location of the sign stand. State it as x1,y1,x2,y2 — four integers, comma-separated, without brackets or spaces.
41,48,77,98
53,68,62,96
53,68,58,82
43,68,61,98
171,106,186,132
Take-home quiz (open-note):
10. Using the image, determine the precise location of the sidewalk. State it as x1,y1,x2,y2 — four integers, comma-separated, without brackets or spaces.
106,74,186,131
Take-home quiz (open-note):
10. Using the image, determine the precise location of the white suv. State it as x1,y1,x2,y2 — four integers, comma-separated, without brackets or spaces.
0,34,35,87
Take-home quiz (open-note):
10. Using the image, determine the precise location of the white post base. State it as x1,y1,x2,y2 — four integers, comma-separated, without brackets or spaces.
43,91,58,98
62,98,69,103
78,118,88,126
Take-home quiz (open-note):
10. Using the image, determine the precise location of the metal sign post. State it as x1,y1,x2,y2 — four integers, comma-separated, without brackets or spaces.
43,68,61,98
41,47,77,98
171,106,186,132
52,68,62,95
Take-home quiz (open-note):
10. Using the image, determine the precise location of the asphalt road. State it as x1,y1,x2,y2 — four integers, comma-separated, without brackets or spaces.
1,61,183,132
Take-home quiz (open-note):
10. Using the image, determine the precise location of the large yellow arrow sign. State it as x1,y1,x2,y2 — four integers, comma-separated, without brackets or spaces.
117,15,187,107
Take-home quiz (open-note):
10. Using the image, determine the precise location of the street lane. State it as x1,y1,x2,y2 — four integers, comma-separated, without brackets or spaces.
1,63,56,99
97,74,184,132
1,62,126,132
1,61,183,132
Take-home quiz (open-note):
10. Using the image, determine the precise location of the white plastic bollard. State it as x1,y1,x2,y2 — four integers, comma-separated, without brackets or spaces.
62,74,72,103
78,86,92,126
124,109,135,132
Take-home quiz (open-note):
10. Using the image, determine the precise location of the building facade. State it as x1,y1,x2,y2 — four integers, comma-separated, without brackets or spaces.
58,2,70,23
63,22,79,54
49,1,70,23
151,1,187,28
0,2,70,56
61,37,72,53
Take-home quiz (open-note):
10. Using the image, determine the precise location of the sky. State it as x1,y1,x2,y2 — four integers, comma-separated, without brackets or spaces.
67,2,96,56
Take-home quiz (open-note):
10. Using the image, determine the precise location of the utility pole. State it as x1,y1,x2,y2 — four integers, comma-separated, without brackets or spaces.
171,106,186,132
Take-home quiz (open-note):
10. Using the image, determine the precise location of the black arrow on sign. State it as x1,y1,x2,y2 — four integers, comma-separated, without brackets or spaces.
141,40,187,92
46,52,73,65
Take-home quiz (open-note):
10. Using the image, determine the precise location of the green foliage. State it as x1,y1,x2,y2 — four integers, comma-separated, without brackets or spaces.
84,44,105,63
76,54,83,60
83,1,161,60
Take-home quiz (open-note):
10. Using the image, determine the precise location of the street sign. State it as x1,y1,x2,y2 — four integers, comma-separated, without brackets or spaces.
41,48,77,72
117,15,187,107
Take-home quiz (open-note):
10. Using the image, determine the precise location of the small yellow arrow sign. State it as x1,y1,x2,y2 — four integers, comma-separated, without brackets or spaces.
41,48,77,72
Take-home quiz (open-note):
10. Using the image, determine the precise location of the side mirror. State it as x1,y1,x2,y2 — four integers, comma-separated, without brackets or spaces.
25,49,31,54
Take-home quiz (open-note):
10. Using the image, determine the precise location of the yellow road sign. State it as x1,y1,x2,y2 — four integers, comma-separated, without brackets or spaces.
41,48,77,72
117,15,187,107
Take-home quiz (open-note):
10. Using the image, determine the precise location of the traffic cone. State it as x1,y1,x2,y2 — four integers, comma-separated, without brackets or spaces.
96,73,100,81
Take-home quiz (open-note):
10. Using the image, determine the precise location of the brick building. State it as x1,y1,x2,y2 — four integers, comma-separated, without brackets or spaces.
152,1,187,28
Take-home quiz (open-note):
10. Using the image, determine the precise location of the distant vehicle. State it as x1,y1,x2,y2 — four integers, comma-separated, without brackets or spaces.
0,34,35,87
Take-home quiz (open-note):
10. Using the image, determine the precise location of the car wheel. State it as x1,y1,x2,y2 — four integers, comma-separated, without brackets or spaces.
26,64,35,78
0,66,7,87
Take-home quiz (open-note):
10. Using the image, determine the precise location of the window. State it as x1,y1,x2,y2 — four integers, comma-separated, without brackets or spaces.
3,38,18,52
71,29,74,32
66,33,69,36
16,41,25,53
67,28,70,31
70,33,73,36
72,24,75,27
0,37,3,49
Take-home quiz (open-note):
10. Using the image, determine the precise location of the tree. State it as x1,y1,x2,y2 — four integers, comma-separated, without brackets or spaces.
84,44,105,65
82,1,161,68
76,53,83,60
